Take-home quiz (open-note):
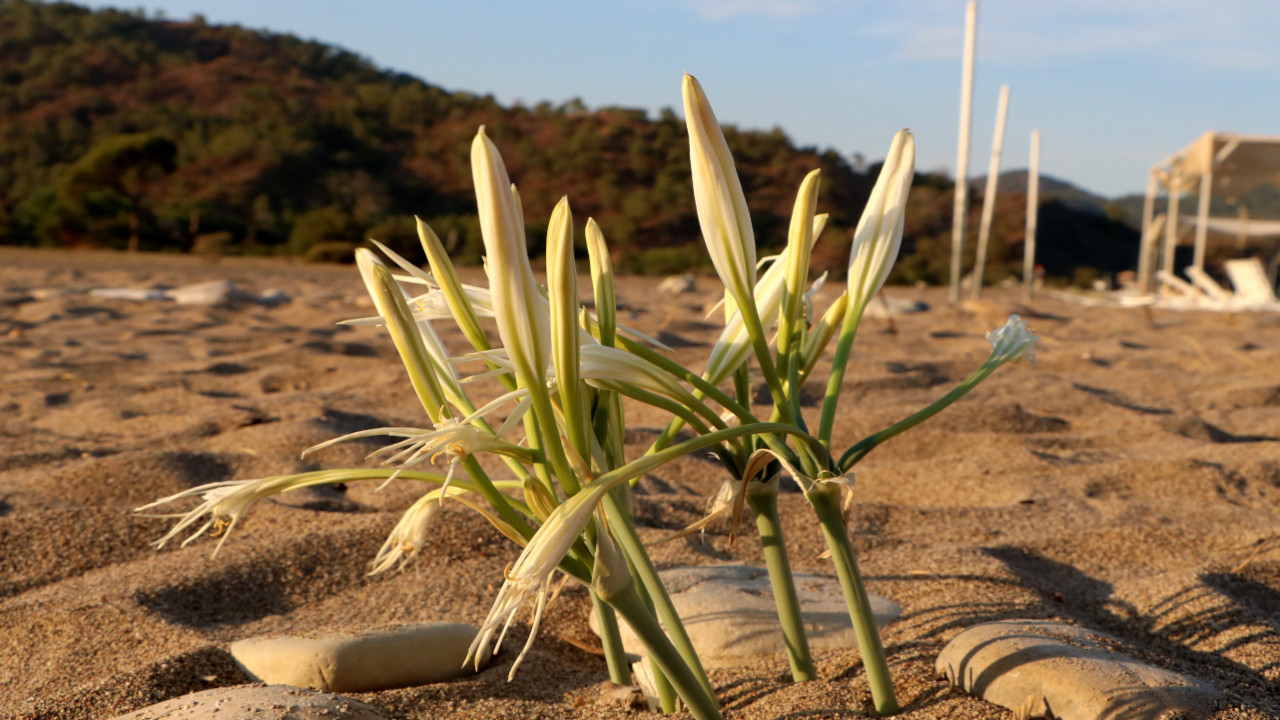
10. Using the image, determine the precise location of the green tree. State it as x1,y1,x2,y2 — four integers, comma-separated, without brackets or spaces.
59,133,177,251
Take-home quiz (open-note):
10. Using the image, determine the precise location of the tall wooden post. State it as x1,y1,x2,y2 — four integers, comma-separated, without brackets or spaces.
949,0,978,303
971,83,1010,299
1162,168,1182,293
1193,165,1212,272
1022,129,1040,304
1137,171,1159,294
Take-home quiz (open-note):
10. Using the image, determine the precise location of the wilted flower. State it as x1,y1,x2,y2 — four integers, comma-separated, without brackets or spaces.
467,479,615,678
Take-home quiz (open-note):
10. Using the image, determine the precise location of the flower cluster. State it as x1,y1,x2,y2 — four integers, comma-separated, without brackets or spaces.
138,74,1038,720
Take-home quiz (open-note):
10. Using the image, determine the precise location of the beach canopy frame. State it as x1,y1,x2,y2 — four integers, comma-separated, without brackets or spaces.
1138,132,1280,295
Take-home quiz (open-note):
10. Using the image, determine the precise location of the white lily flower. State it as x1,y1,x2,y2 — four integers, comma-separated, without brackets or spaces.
466,477,615,678
472,127,552,393
985,314,1038,367
684,73,757,313
137,472,372,554
847,130,915,315
303,404,531,496
701,213,825,386
370,486,449,575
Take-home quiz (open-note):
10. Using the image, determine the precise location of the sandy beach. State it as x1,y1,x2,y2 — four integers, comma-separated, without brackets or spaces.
2,246,1279,719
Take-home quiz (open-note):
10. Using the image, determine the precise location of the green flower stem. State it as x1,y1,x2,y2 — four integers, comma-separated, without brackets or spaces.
590,590,632,685
460,456,536,539
606,580,723,720
630,573,679,713
740,302,798,430
838,360,999,472
609,386,712,437
620,338,806,473
733,362,752,410
619,337,756,425
744,489,816,682
527,386,582,496
602,493,718,709
619,537,679,712
808,487,897,715
817,301,868,448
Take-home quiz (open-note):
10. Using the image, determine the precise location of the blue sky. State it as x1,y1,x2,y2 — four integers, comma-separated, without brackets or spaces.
79,0,1280,197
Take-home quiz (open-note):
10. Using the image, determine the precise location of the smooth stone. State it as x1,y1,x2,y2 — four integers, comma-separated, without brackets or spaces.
257,288,291,306
589,565,901,667
937,620,1220,720
863,295,930,319
657,273,698,295
107,684,388,720
230,622,490,692
89,287,169,301
168,280,249,306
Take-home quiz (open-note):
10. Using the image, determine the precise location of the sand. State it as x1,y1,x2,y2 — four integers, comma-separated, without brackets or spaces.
2,246,1278,719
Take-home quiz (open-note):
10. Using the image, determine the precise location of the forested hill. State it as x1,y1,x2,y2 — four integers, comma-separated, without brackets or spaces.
0,1,1137,282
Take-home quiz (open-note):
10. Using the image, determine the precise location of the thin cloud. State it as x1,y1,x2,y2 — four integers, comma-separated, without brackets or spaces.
686,0,830,21
866,1,1280,71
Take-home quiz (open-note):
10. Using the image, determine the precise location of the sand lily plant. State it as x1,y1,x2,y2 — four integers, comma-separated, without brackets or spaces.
645,74,1040,715
137,75,1038,720
140,119,830,720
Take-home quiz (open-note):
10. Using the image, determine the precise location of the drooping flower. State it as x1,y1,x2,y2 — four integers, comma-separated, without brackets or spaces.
302,401,533,496
466,477,615,678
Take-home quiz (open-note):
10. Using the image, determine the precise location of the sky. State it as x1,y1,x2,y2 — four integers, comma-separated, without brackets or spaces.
79,0,1280,198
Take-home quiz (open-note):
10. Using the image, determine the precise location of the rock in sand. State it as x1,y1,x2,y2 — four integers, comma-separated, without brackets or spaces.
937,620,1220,720
230,622,490,693
107,684,388,720
590,565,900,667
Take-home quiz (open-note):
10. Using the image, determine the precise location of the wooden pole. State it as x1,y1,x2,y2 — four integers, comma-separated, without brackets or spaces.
1193,165,1212,272
1137,171,1158,295
1022,129,1040,304
971,83,1010,299
1162,167,1182,294
949,0,978,303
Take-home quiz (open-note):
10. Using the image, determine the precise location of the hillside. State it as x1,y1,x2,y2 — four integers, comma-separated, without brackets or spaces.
971,171,1110,216
0,1,1136,282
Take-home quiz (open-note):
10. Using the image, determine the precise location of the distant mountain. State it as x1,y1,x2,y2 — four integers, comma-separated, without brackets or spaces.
970,171,1113,217
0,1,1145,284
1109,181,1280,231
0,1,876,269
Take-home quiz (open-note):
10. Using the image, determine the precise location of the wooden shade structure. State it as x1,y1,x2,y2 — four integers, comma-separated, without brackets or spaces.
1138,132,1280,295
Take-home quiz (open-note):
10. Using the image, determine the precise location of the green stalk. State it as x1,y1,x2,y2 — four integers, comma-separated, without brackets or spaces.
619,525,679,712
733,362,752,410
838,360,1000,472
606,581,722,720
602,494,718,708
740,299,797,429
590,591,632,685
808,486,897,715
817,299,868,447
745,487,815,682
622,338,801,470
459,455,535,540
619,336,756,425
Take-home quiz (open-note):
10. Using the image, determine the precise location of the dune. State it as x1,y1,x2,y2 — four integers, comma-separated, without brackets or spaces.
2,246,1279,718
